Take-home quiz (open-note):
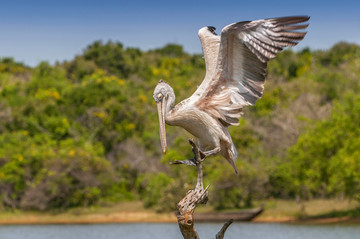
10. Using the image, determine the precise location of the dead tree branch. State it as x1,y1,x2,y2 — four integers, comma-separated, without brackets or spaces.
172,139,233,239
216,219,234,239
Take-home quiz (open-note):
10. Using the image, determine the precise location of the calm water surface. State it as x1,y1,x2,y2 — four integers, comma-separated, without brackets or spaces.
0,223,359,239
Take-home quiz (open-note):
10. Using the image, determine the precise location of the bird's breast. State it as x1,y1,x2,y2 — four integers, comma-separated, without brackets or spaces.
166,105,221,150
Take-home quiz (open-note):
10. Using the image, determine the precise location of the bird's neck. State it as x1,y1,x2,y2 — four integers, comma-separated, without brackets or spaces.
164,90,176,125
165,94,175,115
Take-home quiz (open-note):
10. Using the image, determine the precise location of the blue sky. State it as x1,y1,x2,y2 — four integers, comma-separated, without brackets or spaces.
0,0,359,66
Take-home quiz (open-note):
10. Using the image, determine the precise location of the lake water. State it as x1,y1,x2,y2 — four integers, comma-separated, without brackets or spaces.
0,222,359,239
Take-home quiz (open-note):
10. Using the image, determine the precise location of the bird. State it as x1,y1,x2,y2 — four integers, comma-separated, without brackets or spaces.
153,16,309,174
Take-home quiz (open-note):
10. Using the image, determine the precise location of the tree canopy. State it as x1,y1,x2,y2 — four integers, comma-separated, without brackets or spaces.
0,41,360,211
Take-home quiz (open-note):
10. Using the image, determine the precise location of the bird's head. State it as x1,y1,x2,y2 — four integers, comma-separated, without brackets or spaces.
153,80,172,103
153,80,174,154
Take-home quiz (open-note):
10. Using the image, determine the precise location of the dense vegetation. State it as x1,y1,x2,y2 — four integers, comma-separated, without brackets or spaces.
0,41,359,212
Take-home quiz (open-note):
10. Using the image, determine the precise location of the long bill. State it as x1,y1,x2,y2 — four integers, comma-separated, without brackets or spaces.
156,100,167,154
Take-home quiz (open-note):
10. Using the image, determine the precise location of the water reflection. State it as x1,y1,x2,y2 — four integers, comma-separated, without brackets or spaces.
0,223,359,239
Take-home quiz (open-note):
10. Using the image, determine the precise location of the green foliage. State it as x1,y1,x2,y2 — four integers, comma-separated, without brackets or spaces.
0,131,116,210
153,44,185,57
138,172,189,212
80,40,142,78
286,94,360,200
139,173,173,210
1,40,360,212
268,48,313,82
0,57,29,74
318,42,360,66
250,87,288,117
312,206,360,219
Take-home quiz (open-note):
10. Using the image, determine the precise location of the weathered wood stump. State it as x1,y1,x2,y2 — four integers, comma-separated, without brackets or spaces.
171,139,233,239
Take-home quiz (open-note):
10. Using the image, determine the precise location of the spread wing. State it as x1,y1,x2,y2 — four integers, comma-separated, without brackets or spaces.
195,16,309,127
193,26,221,97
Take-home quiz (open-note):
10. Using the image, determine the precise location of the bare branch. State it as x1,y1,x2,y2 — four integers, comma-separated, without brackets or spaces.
216,219,234,239
174,139,233,239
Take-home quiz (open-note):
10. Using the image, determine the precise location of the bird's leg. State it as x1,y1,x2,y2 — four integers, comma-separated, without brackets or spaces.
170,139,207,166
169,139,200,166
199,146,220,160
169,140,220,165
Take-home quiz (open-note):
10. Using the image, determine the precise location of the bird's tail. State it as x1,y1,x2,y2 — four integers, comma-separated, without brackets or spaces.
222,134,239,175
229,142,239,175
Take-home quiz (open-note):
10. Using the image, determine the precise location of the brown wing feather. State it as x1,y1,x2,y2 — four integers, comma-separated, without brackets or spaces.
196,16,309,127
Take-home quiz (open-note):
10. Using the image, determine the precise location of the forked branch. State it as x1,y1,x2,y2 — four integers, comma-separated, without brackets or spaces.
172,139,233,239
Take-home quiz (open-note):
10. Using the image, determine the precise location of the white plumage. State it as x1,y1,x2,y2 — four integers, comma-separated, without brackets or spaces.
153,16,309,174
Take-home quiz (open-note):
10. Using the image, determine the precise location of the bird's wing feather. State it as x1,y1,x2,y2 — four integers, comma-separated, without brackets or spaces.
193,27,220,97
195,16,309,127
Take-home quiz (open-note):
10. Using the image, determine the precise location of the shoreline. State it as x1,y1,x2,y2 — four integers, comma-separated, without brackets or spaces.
254,216,360,224
1,213,359,225
0,212,177,225
1,199,359,225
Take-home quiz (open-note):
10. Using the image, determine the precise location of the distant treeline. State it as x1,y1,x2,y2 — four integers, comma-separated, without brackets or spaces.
0,41,359,211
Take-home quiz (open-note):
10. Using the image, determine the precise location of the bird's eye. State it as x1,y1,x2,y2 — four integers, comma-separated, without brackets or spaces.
157,93,163,100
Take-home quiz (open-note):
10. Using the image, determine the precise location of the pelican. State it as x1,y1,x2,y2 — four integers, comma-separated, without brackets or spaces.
153,16,309,174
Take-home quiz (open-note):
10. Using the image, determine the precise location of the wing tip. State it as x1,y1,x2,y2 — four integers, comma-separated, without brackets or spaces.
272,15,310,25
198,26,218,37
207,26,217,35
